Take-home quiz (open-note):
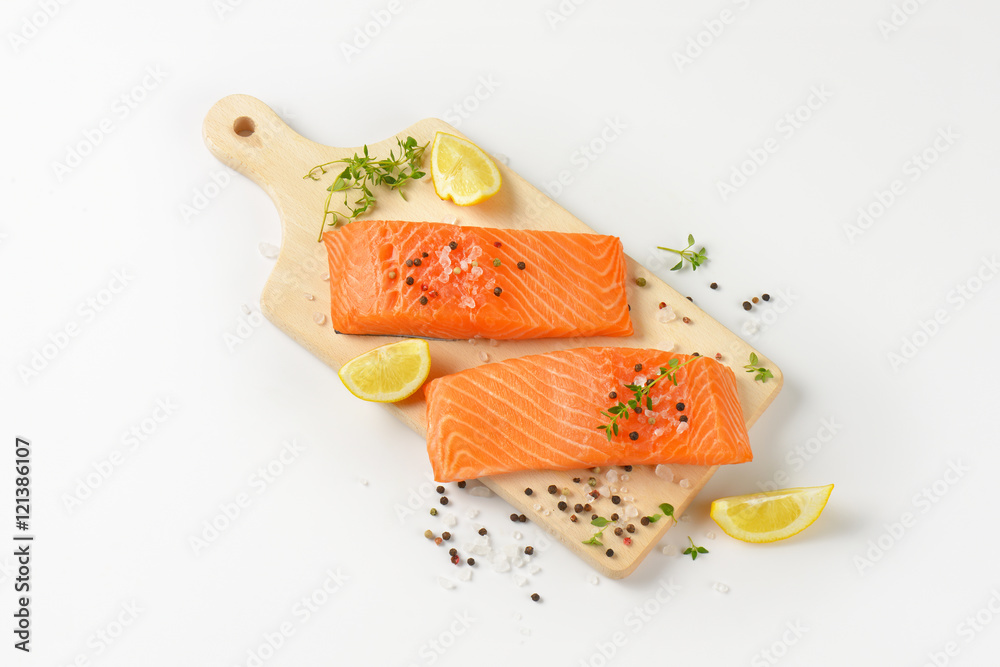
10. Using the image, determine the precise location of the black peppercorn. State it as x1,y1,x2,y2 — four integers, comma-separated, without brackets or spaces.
676,402,685,411
405,276,414,285
611,495,621,504
634,363,643,372
440,496,448,505
628,432,639,441
441,532,451,541
516,261,526,270
457,480,466,488
436,486,445,494
614,527,623,536
413,258,422,266
679,415,688,423
478,527,487,536
524,487,533,496
574,503,584,513
494,287,503,296
626,524,635,533
558,501,568,511
531,593,540,602
606,549,614,557
610,513,619,521
640,516,650,526
510,513,519,522
449,241,458,250
419,296,428,305
524,546,534,555
742,301,752,311
405,259,413,267
467,557,475,565
518,514,527,522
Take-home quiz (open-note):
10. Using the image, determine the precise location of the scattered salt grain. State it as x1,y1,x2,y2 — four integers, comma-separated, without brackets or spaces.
542,510,551,517
512,556,525,568
624,505,639,519
503,545,519,558
513,612,522,621
705,531,715,540
619,486,628,494
655,340,675,352
654,428,665,438
493,556,511,573
676,422,689,434
461,296,476,309
605,469,619,484
489,339,499,347
742,319,760,336
528,564,541,574
466,508,479,519
241,304,251,315
494,153,511,166
656,306,676,323
621,474,629,482
633,375,647,385
662,544,678,556
520,627,531,636
258,242,279,259
654,463,674,482
313,313,327,325
321,273,330,281
443,513,457,527
458,569,472,582
679,478,691,489
442,214,457,225
468,485,494,498
713,582,730,594
359,478,368,486
512,531,522,540
437,577,456,590
479,351,489,362
304,293,314,301
680,514,691,523
468,338,477,346
532,504,542,512
589,575,600,585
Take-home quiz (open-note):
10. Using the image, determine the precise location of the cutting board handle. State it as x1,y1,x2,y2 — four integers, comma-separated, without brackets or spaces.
202,94,307,192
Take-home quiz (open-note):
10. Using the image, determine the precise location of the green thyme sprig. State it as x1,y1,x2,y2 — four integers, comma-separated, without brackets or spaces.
643,503,675,524
683,536,709,561
597,357,701,440
582,516,612,545
304,136,428,241
657,234,708,271
744,353,774,383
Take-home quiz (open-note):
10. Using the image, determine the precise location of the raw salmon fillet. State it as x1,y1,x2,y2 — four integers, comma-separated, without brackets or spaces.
425,347,751,482
323,220,632,339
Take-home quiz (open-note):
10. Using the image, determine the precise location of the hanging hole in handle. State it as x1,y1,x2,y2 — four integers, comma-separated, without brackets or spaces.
233,116,255,137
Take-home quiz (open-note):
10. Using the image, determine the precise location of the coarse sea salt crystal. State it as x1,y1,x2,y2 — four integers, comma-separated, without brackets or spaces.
679,478,691,489
503,545,519,558
241,304,251,315
605,469,618,484
512,531,522,540
589,575,600,585
437,577,456,590
598,486,610,497
321,272,330,281
442,214,457,225
520,627,531,636
468,338,477,346
654,428,665,438
460,260,469,271
619,486,628,494
258,242,279,259
705,531,716,540
458,569,472,582
466,508,479,519
512,556,525,568
633,375,647,385
742,319,760,336
657,306,675,323
313,313,327,325
470,267,483,279
513,612,522,621
443,513,457,527
542,510,551,517
461,296,476,309
655,340,675,352
468,485,493,497
359,478,368,486
655,465,674,482
662,544,678,556
489,339,499,347
493,556,511,573
676,422,689,434
479,351,489,362
533,504,542,511
621,474,629,482
528,564,541,574
624,505,639,519
714,582,730,594
305,293,314,301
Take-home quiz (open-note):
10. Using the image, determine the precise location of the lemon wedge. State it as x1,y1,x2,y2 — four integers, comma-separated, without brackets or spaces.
710,484,834,543
430,131,502,205
338,339,431,403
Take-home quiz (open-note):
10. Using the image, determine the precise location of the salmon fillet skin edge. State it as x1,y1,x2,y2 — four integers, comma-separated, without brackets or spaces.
323,220,633,340
424,347,752,482
424,347,753,482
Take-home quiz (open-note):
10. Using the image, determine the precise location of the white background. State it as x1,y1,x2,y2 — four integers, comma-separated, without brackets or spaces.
3,1,999,665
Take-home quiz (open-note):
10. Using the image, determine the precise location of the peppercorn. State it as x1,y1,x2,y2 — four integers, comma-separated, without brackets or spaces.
608,391,617,399
442,532,451,541
518,514,527,522
457,480,466,488
592,513,599,520
634,407,642,415
693,352,701,356
531,593,540,602
558,501,568,511
440,497,449,505
572,477,581,483
626,524,636,533
635,277,646,287
623,537,633,546
434,537,443,545
449,548,457,556
429,508,437,516
478,527,487,536
510,513,519,522
420,296,428,305
413,258,422,266
570,514,578,522
715,353,723,360
752,296,759,304
436,485,444,494
422,252,429,258
658,302,666,309
388,270,397,280
584,503,592,512
406,259,414,267
742,301,752,310
611,495,621,504
574,503,584,513
679,415,688,423
762,293,770,301
524,487,533,496
494,287,503,296
467,557,475,565
524,546,534,555
606,549,614,557
421,283,428,291
547,485,557,495
588,477,597,487
686,296,693,302
405,276,414,286
424,530,433,539
492,258,501,267
710,282,718,290
610,513,619,521
634,363,643,372
676,402,685,411
614,527,623,537
449,241,458,250
589,490,600,499
640,516,650,526
516,261,526,270
623,465,632,472
628,432,639,441
682,316,691,324
451,555,460,564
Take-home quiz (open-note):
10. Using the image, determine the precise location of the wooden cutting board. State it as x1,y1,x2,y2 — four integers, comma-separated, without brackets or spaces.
203,94,783,579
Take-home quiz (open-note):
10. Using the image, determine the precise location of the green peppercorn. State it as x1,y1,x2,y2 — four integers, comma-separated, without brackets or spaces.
493,258,501,267
429,508,437,516
635,277,646,287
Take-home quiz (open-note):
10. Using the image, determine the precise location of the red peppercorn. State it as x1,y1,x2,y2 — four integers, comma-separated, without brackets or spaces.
451,555,460,564
715,353,723,360
434,537,443,545
421,283,428,291
494,241,502,248
623,537,632,546
658,302,666,309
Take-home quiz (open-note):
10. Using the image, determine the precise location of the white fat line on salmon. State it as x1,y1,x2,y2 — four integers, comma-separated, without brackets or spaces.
842,126,959,244
338,0,405,64
887,254,997,371
188,440,306,556
853,459,970,576
17,268,134,385
716,84,832,202
576,579,681,666
672,0,760,73
50,65,168,182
